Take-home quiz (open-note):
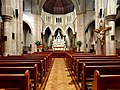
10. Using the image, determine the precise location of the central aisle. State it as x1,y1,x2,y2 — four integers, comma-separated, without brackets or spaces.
45,58,76,90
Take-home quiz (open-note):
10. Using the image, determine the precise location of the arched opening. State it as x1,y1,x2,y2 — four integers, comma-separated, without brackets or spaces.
23,21,32,54
54,28,63,39
44,27,52,51
116,2,120,55
67,27,73,50
115,18,120,50
117,0,120,14
85,21,95,53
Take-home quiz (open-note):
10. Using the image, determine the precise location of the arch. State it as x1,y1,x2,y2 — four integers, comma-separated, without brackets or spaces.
23,21,32,33
44,27,52,42
44,27,52,50
66,27,74,49
115,17,120,49
65,25,75,34
23,14,33,34
53,26,64,35
44,27,52,37
116,0,120,14
23,21,32,53
23,20,32,33
85,20,95,53
43,26,53,35
54,28,63,38
85,19,95,32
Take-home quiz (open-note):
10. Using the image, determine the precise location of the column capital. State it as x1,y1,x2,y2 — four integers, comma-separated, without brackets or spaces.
105,14,116,21
1,15,12,22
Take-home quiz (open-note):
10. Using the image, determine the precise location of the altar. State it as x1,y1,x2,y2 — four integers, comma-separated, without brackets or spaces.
52,32,66,51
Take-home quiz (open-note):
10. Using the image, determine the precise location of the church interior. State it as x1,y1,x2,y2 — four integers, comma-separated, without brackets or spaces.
1,0,120,90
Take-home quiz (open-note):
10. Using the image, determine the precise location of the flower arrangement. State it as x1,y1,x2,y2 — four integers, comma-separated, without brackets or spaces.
35,41,41,46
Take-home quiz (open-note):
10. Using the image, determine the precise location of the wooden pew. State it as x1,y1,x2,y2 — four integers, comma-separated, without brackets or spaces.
0,64,38,90
92,70,120,90
73,55,118,69
66,52,118,71
0,70,31,90
75,58,120,81
0,61,43,83
82,63,120,90
0,59,47,77
0,52,53,75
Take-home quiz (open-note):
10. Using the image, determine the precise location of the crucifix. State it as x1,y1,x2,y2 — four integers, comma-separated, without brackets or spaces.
93,20,112,55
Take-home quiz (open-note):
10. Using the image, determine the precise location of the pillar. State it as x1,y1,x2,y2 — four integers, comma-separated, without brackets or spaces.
2,15,12,56
94,0,102,55
76,14,85,52
72,33,76,51
42,34,46,51
105,14,116,55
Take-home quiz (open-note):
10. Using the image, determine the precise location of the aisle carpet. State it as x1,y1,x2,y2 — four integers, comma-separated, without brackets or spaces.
45,58,79,90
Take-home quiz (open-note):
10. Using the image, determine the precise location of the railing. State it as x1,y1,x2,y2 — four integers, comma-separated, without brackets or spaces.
52,46,66,52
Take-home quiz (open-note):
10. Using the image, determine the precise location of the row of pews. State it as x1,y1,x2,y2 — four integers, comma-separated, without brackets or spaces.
0,52,53,90
66,51,120,90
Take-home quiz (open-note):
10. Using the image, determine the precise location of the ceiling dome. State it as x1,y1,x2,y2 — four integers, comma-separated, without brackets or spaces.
43,0,74,14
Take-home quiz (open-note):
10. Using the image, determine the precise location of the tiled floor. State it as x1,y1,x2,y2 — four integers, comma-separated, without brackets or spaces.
45,58,78,90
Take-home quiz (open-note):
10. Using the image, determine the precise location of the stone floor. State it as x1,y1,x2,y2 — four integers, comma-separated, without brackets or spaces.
44,58,80,90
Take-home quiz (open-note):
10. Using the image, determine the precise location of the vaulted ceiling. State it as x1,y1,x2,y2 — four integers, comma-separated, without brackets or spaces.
30,0,84,15
43,0,74,14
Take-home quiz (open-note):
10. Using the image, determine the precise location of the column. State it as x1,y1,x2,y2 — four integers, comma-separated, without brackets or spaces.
32,14,38,52
2,15,12,56
17,0,23,55
42,34,45,51
52,35,54,41
105,14,116,55
105,28,110,55
72,33,76,51
94,0,102,55
76,14,85,52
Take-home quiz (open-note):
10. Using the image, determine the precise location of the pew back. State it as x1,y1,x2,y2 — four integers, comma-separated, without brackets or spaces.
92,70,120,90
0,70,31,90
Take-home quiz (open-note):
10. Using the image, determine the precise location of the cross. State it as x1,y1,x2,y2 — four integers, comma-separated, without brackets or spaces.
93,20,112,55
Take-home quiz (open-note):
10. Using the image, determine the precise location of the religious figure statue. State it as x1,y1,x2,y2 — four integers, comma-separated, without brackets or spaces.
56,32,61,42
93,20,112,55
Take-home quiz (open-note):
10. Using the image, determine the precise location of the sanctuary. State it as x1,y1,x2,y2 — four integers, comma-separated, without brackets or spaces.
52,32,66,51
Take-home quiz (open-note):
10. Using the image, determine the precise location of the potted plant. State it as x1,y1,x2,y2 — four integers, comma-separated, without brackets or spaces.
35,41,41,52
77,40,82,52
35,41,41,46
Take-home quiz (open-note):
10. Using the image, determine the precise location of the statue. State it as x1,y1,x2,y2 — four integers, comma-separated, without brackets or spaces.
56,32,61,42
93,20,112,55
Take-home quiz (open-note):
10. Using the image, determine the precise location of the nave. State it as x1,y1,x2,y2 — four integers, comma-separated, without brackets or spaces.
0,51,120,90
